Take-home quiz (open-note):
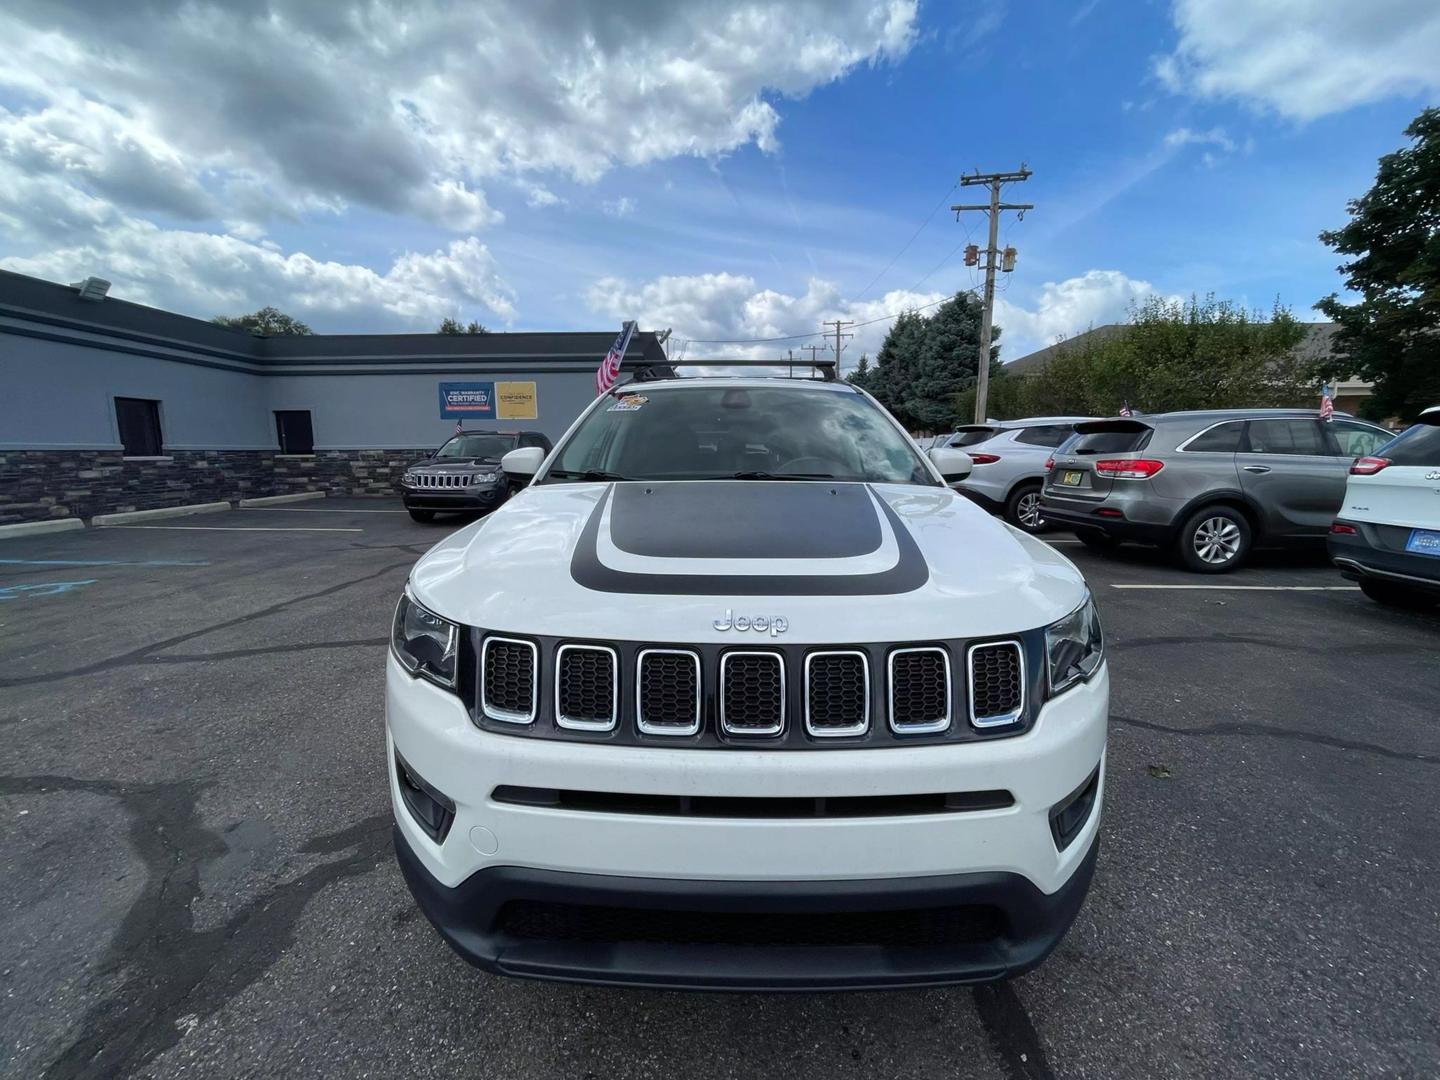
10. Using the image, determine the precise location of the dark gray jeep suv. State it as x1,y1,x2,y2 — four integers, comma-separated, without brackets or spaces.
401,430,552,522
1039,409,1392,572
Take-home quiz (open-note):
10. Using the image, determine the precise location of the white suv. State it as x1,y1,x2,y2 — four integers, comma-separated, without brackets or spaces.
387,371,1109,990
943,417,1098,532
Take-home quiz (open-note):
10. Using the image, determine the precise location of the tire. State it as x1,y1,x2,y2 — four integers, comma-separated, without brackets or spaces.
1004,483,1046,533
1075,527,1120,550
1175,505,1252,573
1360,579,1439,611
407,508,437,523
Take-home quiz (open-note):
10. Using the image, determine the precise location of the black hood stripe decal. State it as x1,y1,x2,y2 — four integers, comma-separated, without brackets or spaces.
569,485,929,596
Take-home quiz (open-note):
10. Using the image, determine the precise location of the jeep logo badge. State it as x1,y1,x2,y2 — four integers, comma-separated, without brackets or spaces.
713,609,788,636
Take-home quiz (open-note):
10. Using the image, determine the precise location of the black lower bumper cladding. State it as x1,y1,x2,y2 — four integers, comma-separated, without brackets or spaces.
394,826,1099,990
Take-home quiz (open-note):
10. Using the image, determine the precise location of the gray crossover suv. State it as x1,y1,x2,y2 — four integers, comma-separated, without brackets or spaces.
1039,409,1393,572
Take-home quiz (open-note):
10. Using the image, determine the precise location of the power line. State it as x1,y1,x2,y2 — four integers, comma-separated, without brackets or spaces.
853,180,959,303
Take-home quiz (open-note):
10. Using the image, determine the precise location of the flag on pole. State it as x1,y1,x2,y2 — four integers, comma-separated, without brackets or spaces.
1119,400,1132,417
596,321,636,396
1319,383,1334,422
455,420,464,435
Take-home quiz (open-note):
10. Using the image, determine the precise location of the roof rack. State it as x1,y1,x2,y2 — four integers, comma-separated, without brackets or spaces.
624,357,839,383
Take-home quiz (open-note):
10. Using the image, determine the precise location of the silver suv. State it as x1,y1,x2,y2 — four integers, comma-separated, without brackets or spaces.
942,417,1098,532
1039,409,1393,572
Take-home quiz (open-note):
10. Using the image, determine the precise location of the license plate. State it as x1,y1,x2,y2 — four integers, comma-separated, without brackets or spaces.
1405,528,1440,557
1058,471,1084,487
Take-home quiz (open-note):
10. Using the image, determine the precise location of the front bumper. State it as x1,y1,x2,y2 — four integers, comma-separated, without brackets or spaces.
402,485,506,511
386,652,1108,987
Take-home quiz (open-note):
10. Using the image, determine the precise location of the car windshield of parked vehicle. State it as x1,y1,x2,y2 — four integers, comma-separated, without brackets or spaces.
1067,425,1152,455
542,385,936,484
947,427,999,448
1378,416,1440,465
434,434,517,461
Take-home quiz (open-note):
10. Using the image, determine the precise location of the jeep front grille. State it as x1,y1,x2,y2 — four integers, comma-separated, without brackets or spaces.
636,649,702,735
555,644,617,731
888,647,951,733
804,651,869,737
481,636,537,724
414,472,473,487
968,641,1024,727
719,651,785,736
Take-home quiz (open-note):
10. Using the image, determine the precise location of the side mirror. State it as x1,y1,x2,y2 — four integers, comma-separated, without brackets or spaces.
500,446,545,480
928,447,973,483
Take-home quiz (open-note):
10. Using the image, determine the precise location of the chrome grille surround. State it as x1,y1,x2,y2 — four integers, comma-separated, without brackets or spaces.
480,635,538,724
719,651,786,737
967,640,1025,728
887,646,952,734
803,650,870,738
554,643,618,732
636,648,703,736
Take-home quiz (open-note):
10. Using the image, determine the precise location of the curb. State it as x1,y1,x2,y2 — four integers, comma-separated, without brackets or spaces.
238,492,327,507
92,501,232,526
0,518,86,541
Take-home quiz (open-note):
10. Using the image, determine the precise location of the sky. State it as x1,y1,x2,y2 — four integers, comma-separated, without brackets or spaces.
1,0,1438,370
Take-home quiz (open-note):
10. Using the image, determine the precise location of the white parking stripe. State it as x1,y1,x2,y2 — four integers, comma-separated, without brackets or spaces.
236,507,410,514
1109,584,1359,591
107,525,364,533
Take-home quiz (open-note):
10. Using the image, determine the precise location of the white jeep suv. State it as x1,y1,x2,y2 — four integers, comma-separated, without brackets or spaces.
387,371,1108,990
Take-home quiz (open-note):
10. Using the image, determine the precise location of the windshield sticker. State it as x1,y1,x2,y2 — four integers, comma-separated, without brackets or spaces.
609,395,648,412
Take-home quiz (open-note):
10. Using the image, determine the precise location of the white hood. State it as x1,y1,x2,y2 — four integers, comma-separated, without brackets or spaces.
408,481,1087,644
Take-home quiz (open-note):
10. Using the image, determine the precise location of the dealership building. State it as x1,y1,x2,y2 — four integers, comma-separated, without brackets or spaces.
0,270,667,525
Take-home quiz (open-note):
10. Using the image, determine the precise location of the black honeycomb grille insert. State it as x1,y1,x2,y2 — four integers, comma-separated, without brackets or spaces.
721,653,784,733
890,650,949,729
638,651,699,730
558,647,614,726
497,901,1006,949
806,652,868,732
971,643,1023,721
483,638,535,719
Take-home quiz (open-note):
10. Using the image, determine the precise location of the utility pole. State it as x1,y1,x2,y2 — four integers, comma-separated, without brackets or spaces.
953,167,1032,423
826,319,854,374
785,347,795,379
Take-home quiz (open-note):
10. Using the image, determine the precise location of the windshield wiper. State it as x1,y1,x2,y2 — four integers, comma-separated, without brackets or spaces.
726,470,835,480
545,468,636,482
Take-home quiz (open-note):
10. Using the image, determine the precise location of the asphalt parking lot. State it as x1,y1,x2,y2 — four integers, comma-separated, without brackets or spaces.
2,498,1437,1080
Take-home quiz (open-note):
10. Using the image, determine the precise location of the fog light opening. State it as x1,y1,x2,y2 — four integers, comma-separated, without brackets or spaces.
395,751,456,843
1049,766,1100,852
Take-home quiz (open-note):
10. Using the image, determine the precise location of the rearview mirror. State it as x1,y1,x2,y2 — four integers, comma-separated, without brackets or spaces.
500,446,545,480
928,447,973,483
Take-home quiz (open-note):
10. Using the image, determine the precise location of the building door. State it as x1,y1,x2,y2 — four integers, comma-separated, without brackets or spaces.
115,397,163,457
275,410,314,455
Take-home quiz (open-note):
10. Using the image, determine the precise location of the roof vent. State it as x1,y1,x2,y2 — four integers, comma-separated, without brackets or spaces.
71,276,111,302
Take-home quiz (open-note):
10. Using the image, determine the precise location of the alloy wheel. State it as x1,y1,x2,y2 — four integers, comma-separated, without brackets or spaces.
1017,491,1044,530
1192,516,1241,565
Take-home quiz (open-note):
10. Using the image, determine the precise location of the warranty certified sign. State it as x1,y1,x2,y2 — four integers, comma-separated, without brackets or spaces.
438,381,538,421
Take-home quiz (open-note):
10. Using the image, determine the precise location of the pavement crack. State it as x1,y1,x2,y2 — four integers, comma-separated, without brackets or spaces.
1111,714,1439,765
1,773,391,1080
973,982,1055,1080
147,638,389,664
0,560,411,688
1107,633,1429,658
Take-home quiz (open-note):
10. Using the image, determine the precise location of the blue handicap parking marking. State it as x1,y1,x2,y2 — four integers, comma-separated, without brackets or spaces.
0,579,99,600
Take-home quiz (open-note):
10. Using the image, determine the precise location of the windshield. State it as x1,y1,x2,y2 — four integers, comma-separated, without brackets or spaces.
948,428,1000,448
433,434,517,461
542,385,936,485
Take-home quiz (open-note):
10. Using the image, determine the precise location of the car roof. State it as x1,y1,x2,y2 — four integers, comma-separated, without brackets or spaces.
1140,408,1363,425
613,377,858,393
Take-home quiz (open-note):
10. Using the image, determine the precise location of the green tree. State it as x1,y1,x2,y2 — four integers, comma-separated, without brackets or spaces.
1316,107,1440,421
905,293,994,430
846,352,871,389
437,317,489,334
953,366,1031,423
867,310,928,426
211,306,312,335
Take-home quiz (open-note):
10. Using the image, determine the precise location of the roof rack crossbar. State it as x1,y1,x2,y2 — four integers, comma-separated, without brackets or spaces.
624,357,839,382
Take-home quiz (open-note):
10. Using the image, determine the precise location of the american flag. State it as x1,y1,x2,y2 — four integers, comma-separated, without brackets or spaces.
1119,401,1132,417
595,321,636,396
454,420,464,436
1319,383,1334,421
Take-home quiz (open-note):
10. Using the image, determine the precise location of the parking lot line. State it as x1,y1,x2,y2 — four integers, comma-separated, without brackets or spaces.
1109,584,1360,591
107,525,364,533
0,558,211,567
236,507,410,514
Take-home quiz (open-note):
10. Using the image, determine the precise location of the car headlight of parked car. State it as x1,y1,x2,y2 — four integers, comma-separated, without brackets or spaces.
392,591,459,689
402,470,418,485
1045,594,1103,695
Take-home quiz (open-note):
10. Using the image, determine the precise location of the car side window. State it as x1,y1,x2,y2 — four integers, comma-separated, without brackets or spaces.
1326,420,1389,458
1182,421,1244,453
1242,419,1327,455
1013,425,1071,448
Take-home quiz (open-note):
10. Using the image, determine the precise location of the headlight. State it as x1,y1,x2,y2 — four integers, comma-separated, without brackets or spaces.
391,592,459,689
402,470,418,485
1045,594,1103,695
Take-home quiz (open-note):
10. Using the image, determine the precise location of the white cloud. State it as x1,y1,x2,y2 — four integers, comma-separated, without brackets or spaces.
1163,126,1235,152
1156,0,1440,120
588,267,1170,371
601,196,637,219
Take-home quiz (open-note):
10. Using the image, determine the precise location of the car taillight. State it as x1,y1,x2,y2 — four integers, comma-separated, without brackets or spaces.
1329,522,1357,535
1093,458,1164,479
968,453,1001,465
1044,457,1054,472
1350,456,1390,475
